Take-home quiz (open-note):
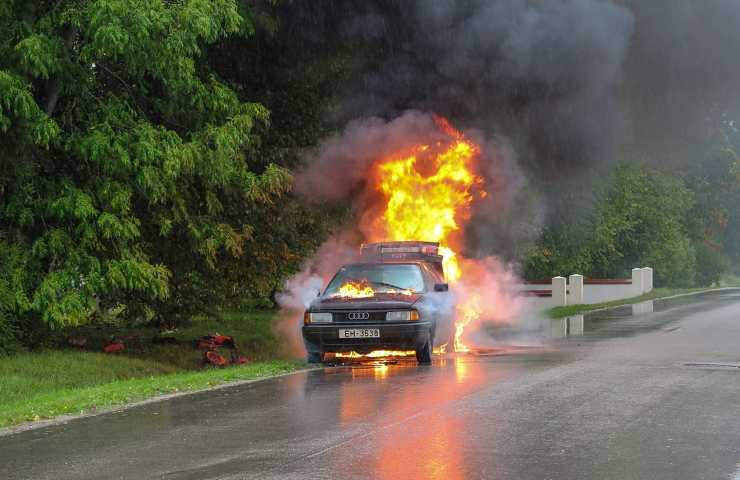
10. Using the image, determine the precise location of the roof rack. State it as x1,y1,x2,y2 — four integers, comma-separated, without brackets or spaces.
360,241,443,265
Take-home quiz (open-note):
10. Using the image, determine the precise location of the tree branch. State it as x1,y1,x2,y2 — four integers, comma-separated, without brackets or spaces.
44,26,76,116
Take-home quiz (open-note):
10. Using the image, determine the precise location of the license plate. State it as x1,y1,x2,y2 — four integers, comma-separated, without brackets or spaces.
339,328,380,339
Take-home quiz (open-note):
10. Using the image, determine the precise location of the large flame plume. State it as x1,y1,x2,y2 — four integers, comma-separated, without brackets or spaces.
365,117,488,351
371,121,483,282
279,112,521,358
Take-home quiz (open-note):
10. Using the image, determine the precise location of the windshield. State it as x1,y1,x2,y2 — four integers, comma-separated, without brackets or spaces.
324,264,425,296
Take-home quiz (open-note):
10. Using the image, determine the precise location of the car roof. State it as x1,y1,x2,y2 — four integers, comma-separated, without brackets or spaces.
336,261,445,279
339,261,426,267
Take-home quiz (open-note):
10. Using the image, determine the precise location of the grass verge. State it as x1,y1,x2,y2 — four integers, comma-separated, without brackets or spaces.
64,310,282,369
548,285,737,318
0,356,303,428
1,309,307,429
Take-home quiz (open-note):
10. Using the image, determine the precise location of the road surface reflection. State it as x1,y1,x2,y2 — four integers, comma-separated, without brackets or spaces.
310,353,520,480
4,292,740,480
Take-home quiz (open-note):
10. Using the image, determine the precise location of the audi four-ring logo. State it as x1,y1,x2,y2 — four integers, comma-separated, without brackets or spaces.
348,312,370,320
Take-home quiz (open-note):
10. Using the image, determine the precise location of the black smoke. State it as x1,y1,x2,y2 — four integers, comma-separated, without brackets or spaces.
342,0,634,176
330,0,740,170
279,0,740,256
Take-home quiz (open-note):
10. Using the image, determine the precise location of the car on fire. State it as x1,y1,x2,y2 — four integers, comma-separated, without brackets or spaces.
302,241,454,364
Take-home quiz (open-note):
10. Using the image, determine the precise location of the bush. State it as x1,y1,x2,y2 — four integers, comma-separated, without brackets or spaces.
523,238,592,281
0,314,21,356
589,164,697,285
694,243,729,287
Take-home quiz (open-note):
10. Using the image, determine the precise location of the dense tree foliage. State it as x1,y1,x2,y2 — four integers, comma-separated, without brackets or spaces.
524,162,733,287
688,143,740,259
588,164,697,286
0,0,299,350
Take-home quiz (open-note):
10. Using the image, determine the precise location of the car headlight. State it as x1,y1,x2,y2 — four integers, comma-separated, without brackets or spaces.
386,310,420,321
304,312,333,324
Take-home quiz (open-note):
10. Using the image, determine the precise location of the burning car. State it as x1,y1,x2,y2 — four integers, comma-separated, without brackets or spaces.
302,241,454,364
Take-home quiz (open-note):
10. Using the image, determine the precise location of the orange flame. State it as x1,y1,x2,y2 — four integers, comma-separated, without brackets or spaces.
332,346,448,360
368,117,485,352
454,293,481,352
335,280,375,298
333,350,416,359
373,135,481,284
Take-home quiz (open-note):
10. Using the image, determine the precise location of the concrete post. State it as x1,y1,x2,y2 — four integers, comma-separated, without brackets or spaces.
632,268,645,296
642,267,653,292
568,274,584,305
552,276,567,306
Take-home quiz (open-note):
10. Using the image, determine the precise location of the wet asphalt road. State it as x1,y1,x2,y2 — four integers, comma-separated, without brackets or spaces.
3,291,740,480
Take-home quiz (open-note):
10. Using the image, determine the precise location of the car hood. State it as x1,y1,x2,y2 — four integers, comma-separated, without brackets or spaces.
311,293,422,310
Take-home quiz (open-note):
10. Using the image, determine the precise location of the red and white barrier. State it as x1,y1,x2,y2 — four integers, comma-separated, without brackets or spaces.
519,267,654,307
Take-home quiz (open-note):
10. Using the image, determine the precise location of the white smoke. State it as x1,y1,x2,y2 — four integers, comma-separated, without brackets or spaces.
274,232,360,357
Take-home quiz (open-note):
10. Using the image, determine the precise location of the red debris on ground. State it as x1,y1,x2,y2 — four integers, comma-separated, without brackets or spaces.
205,351,228,366
103,341,124,353
198,334,249,367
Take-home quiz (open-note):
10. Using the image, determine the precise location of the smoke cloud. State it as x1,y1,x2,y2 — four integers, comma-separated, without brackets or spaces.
339,0,634,175
624,0,740,164
269,0,740,248
274,232,362,356
335,0,740,169
295,111,447,201
273,0,740,352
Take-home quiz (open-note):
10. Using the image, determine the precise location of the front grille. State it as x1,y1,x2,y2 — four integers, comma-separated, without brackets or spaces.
331,311,387,323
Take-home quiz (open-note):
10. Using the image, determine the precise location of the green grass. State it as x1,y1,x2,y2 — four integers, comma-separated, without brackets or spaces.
0,356,302,428
0,309,307,429
548,286,732,318
64,309,282,369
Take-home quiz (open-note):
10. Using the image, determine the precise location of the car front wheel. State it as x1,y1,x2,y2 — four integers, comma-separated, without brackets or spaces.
415,333,433,365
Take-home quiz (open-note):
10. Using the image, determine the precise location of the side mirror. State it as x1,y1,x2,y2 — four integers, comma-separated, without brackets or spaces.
434,283,449,292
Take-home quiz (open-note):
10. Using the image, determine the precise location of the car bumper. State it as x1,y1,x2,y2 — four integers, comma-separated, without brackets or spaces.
302,321,432,353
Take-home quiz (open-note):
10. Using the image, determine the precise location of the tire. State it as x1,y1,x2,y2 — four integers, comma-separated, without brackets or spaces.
307,351,323,364
415,333,433,365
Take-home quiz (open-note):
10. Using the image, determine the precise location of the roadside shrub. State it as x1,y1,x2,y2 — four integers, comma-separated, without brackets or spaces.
694,243,729,287
588,164,697,286
0,314,21,356
523,241,592,280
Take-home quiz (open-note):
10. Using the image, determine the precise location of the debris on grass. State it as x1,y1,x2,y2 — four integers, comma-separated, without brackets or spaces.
198,334,249,367
103,341,124,353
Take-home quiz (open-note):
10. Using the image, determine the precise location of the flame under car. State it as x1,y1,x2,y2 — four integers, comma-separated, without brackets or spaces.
302,242,454,364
